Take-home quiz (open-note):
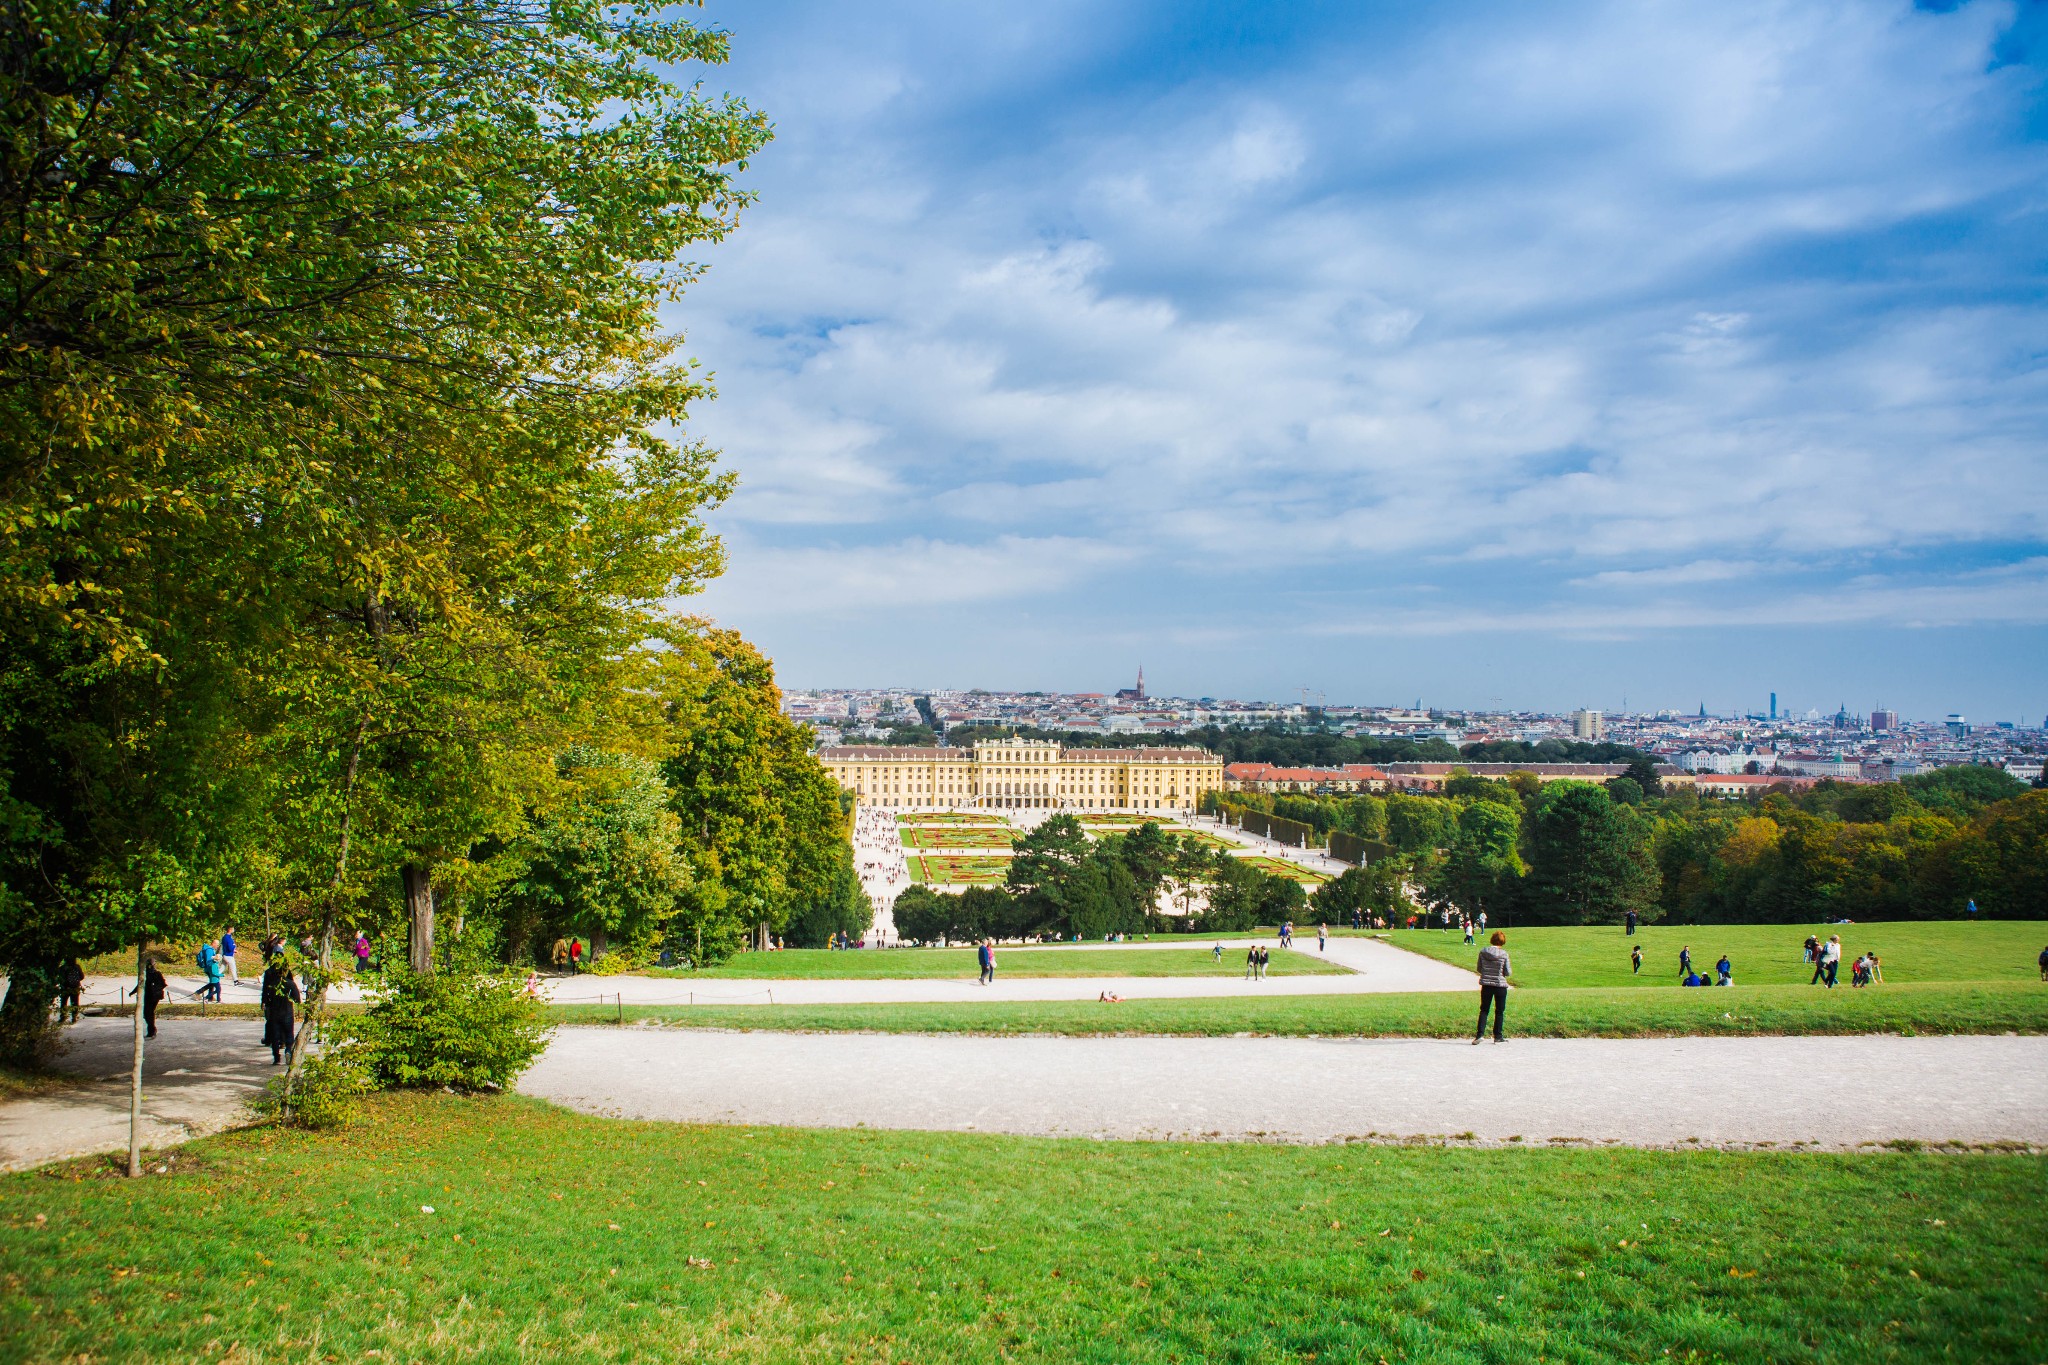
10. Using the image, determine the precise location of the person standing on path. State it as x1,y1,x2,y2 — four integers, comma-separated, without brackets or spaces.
1474,931,1511,1045
978,938,996,986
1821,935,1842,988
1244,945,1259,980
1625,909,1637,936
1317,924,1328,953
260,953,302,1065
1631,944,1642,976
220,926,238,985
569,938,584,973
56,958,84,1024
133,958,167,1039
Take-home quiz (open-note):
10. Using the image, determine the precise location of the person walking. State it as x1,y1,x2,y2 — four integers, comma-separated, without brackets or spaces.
353,931,372,974
1317,924,1328,953
1715,954,1733,987
260,953,302,1065
196,942,222,1002
1462,917,1475,946
1803,935,1820,972
1245,945,1259,980
56,958,84,1024
1820,935,1842,988
133,958,167,1039
1631,944,1642,976
2038,944,2047,982
1474,931,1511,1045
1625,909,1637,936
978,938,996,986
568,938,584,973
220,926,238,985
1212,942,1224,962
1677,945,1692,980
551,936,569,970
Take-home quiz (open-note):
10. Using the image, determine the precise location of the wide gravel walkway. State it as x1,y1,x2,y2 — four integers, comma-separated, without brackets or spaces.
522,1027,2048,1150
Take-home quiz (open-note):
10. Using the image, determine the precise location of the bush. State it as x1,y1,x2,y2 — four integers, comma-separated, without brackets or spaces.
347,966,553,1091
255,1039,374,1129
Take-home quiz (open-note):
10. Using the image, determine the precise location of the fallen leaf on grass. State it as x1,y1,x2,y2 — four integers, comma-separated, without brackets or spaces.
687,1257,713,1270
1728,1268,1757,1279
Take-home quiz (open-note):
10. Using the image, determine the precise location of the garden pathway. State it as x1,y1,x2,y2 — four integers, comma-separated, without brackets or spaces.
524,1027,2048,1150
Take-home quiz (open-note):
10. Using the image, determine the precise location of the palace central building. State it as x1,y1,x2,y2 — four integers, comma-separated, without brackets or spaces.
818,738,1225,812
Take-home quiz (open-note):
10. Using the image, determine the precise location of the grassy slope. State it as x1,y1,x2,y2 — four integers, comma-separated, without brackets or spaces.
2,1093,2040,1364
1388,921,2048,988
551,980,2048,1038
684,947,1350,980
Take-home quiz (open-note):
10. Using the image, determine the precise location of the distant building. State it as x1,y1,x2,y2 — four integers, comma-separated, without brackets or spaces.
1769,692,1777,721
1869,708,1897,732
1571,709,1605,741
1114,665,1147,702
1225,763,1388,793
1946,713,1969,740
817,736,1222,812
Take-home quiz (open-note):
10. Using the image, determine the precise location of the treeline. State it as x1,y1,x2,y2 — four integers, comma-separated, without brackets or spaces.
940,724,1657,770
1216,766,2045,926
0,3,861,1066
891,817,1311,942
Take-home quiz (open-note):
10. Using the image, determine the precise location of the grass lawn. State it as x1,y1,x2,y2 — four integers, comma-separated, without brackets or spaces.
681,946,1351,980
1236,855,1331,885
901,827,1017,849
1387,921,2048,989
552,979,2048,1039
912,854,1012,885
3,1092,2041,1364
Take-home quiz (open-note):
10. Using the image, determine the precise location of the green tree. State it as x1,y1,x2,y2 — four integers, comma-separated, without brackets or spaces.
661,633,850,962
1424,800,1526,920
1520,784,1660,926
495,749,687,964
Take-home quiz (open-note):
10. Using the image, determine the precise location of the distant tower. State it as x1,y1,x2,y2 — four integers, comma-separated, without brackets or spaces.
1699,701,1707,719
1136,663,1145,700
1114,666,1147,703
1769,692,1777,721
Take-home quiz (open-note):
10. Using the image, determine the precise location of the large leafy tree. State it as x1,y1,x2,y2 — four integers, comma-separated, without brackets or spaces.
0,0,768,1036
660,631,849,962
1519,783,1660,926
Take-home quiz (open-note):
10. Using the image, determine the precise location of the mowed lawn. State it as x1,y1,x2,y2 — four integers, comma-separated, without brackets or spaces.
1387,921,2048,989
3,1093,2041,1364
684,946,1352,979
555,980,2048,1038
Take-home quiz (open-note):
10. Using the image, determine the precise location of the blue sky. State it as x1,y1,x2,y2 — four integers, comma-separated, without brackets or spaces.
670,0,2048,721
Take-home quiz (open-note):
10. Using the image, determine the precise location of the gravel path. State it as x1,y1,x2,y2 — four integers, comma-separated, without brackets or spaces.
522,1027,2048,1150
0,1019,273,1172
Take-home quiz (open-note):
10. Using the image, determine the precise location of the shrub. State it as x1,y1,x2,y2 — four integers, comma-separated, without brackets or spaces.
255,1039,374,1130
347,966,553,1091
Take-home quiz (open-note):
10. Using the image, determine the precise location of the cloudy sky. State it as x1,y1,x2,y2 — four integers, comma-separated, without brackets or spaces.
669,0,2048,721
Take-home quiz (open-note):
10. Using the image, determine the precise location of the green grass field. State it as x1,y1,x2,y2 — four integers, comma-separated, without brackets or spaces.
1236,855,1331,885
552,980,2048,1039
901,827,1017,849
3,1092,2040,1363
910,854,1012,885
1387,921,2048,989
681,946,1350,980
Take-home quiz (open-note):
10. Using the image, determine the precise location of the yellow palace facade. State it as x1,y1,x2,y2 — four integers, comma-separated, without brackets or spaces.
818,737,1225,812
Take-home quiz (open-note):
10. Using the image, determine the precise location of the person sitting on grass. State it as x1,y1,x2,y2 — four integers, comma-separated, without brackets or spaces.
1682,970,1710,987
1716,954,1732,987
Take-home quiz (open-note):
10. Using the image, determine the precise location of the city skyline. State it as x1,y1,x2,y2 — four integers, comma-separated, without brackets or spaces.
672,0,2048,721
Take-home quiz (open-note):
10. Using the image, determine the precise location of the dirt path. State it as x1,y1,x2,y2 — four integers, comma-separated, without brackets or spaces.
522,1027,2048,1150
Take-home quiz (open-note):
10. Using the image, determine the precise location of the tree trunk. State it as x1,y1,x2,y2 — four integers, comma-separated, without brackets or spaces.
127,942,146,1178
404,864,435,973
589,925,608,960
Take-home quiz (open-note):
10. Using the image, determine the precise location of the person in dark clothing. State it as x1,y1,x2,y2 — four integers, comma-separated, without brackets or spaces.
1624,909,1637,936
260,957,303,1065
56,959,84,1023
1715,954,1733,986
130,960,168,1039
977,939,996,986
1474,931,1511,1044
1631,944,1642,975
